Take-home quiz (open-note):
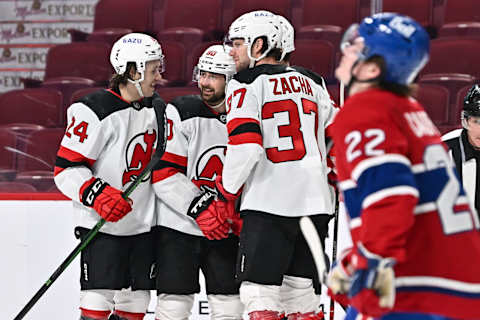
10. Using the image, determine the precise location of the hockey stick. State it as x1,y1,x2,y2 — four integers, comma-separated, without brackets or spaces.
300,217,328,284
14,99,168,320
328,189,341,319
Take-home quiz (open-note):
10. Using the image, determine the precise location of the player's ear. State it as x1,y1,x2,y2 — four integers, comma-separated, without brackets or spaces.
128,64,141,80
251,37,264,58
358,61,382,81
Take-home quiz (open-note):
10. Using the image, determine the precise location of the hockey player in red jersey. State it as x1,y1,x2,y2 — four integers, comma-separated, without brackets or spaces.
327,13,480,320
150,45,244,320
53,33,166,320
199,10,337,320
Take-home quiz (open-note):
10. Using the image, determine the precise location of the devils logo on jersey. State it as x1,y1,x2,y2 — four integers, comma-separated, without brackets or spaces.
122,129,157,186
192,145,226,193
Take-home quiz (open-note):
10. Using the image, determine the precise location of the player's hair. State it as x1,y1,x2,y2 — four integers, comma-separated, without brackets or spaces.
368,56,413,97
109,62,137,90
282,52,292,63
257,36,283,61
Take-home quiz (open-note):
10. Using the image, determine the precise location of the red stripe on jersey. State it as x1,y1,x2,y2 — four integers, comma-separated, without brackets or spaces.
227,117,260,135
396,290,480,319
54,146,96,176
80,308,110,318
113,310,145,320
78,177,95,202
161,151,187,167
229,132,262,146
152,167,181,183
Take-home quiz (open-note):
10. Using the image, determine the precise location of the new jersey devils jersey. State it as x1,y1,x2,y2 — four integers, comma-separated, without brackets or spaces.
54,89,162,236
223,64,336,217
152,95,228,236
331,88,480,319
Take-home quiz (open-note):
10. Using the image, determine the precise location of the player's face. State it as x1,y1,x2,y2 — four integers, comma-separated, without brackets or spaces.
335,38,365,84
229,39,250,72
198,71,226,106
466,116,480,149
140,60,163,97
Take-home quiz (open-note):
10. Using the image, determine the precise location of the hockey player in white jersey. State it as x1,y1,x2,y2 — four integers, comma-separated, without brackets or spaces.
443,84,480,218
151,45,244,320
53,33,166,320
275,14,337,317
198,11,337,320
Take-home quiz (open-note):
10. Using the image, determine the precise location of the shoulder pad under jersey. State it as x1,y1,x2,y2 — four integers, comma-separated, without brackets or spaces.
76,89,132,120
170,94,223,122
233,64,290,84
291,65,326,87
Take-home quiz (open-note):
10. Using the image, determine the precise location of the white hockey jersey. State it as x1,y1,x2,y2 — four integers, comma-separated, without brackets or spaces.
152,95,228,236
54,89,162,236
223,64,337,217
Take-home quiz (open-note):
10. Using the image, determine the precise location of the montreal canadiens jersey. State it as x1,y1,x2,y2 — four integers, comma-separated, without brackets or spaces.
152,95,228,236
223,64,337,217
331,88,480,319
54,89,162,236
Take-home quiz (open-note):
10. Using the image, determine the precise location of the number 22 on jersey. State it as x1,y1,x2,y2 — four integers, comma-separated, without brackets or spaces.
344,128,480,235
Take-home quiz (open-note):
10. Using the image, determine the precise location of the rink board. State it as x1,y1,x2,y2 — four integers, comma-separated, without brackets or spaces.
1,198,351,320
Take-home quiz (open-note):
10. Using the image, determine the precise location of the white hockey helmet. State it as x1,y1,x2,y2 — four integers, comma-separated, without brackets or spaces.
277,15,295,61
110,33,164,97
225,10,283,68
193,45,236,83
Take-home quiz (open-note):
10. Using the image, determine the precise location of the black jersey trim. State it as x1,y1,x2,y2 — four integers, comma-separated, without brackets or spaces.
55,156,92,170
169,94,226,122
291,65,326,86
152,160,187,174
229,122,261,136
76,90,161,121
233,64,326,86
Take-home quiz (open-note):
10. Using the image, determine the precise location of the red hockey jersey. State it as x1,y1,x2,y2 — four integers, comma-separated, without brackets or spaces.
331,88,480,319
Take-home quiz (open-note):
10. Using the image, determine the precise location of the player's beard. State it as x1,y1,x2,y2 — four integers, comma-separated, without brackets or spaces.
201,86,224,106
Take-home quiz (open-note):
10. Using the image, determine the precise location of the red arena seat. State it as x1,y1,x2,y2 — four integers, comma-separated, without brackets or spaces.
43,42,112,85
156,0,223,51
290,40,336,81
444,0,480,24
156,86,199,104
0,88,63,127
414,83,450,126
421,38,480,79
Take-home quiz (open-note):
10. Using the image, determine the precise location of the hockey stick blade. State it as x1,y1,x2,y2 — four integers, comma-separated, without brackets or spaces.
300,216,328,284
13,98,168,320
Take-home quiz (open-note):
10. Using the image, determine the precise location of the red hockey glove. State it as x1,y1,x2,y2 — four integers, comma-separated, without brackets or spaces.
214,176,243,235
80,177,132,222
215,175,241,202
348,244,396,318
187,192,230,240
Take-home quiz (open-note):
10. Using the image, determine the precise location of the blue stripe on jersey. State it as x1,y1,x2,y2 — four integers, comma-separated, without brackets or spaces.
343,162,417,219
397,286,480,299
414,168,467,206
346,307,452,320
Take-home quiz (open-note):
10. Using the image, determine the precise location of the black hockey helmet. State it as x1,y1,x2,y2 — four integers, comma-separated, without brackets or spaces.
463,84,480,118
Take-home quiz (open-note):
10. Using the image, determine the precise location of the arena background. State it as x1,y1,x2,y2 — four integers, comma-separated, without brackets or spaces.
1,0,478,319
